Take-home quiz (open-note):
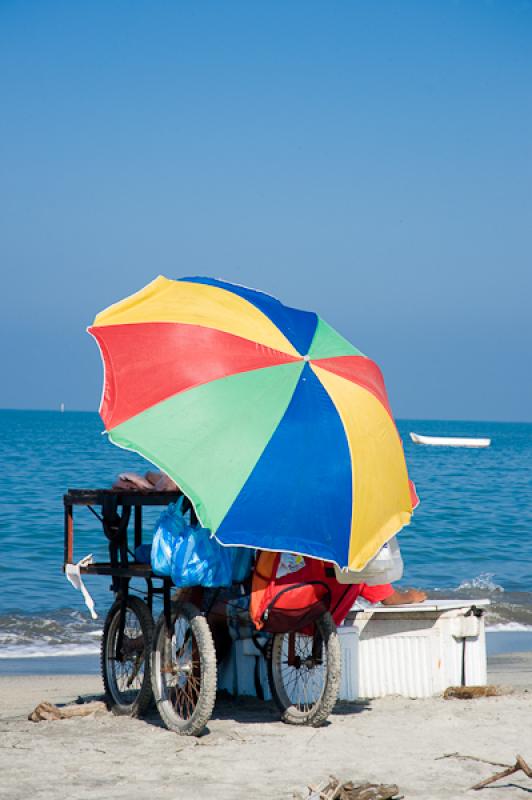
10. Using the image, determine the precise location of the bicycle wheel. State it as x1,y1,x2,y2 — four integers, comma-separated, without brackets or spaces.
267,612,341,727
101,596,154,716
151,601,217,736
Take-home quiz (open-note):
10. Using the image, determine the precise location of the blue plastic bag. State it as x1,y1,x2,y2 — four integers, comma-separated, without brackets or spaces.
135,544,152,565
171,526,232,588
229,547,254,583
151,497,232,587
151,497,188,576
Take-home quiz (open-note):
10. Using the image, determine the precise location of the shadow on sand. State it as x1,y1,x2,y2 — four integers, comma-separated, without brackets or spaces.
74,690,372,734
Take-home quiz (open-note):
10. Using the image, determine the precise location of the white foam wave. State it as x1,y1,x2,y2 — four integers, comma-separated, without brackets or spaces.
486,622,532,633
0,643,100,659
455,573,504,592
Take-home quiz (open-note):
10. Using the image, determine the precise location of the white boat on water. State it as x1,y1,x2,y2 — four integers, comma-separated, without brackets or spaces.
410,432,491,448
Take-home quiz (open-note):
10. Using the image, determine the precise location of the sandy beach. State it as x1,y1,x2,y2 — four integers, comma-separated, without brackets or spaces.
1,653,531,800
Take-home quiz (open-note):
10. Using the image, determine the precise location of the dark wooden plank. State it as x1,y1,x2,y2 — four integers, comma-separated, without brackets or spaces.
79,562,155,578
63,489,182,507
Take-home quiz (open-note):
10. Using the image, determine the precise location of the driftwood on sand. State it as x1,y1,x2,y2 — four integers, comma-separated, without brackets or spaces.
436,752,532,791
470,755,532,791
443,685,502,700
28,700,108,722
296,776,401,800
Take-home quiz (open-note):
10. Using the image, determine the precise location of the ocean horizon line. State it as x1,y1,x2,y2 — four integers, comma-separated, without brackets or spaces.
1,407,531,425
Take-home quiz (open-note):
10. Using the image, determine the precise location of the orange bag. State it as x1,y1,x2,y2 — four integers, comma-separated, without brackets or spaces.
250,552,332,633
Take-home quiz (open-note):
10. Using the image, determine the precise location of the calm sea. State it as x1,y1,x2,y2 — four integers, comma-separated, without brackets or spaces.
0,410,531,659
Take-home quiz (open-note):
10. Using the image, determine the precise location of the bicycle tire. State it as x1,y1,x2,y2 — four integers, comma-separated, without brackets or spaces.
267,611,341,727
151,601,217,736
101,596,154,717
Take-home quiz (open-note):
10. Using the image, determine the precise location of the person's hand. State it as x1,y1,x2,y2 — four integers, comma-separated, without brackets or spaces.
381,588,427,605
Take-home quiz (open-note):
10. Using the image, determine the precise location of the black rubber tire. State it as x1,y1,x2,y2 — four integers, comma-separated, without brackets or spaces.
151,602,217,736
267,612,341,727
101,596,154,717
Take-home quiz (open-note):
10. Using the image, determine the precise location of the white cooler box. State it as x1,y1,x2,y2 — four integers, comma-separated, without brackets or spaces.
340,599,489,699
218,599,489,701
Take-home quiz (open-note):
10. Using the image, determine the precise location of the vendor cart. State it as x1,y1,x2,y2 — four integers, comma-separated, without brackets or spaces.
63,488,341,736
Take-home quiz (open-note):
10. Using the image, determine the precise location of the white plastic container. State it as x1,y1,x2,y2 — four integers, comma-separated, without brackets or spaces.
217,645,237,696
334,537,403,586
218,636,271,700
338,624,359,701
225,630,360,703
341,599,489,699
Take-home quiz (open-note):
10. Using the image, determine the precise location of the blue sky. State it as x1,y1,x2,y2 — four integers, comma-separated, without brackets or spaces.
1,0,530,421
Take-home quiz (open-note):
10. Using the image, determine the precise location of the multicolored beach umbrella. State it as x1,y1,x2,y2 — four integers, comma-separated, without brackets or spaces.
89,276,417,571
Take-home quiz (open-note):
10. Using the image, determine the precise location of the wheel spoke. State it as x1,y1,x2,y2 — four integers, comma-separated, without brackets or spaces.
162,616,203,721
270,620,336,721
151,603,217,735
